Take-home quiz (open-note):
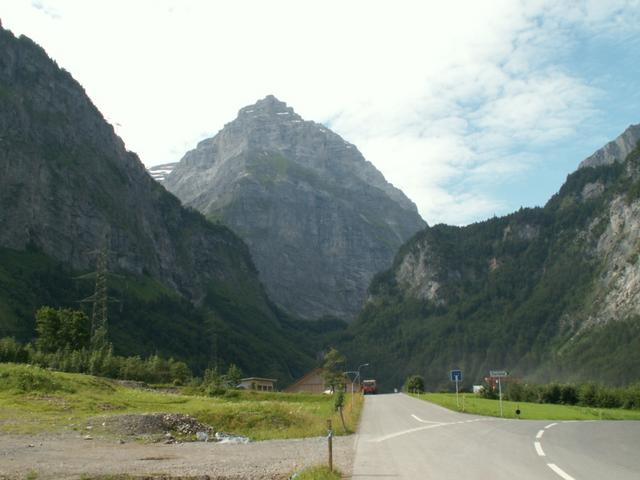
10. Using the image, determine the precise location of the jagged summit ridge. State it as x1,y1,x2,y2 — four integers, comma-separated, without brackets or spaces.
164,95,426,320
239,94,300,117
579,124,640,169
174,95,419,213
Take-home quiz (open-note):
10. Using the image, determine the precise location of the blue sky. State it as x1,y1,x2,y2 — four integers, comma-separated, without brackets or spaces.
3,0,640,225
490,15,640,222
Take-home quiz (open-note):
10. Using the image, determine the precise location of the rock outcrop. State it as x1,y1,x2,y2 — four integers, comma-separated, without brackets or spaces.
164,95,426,320
578,124,640,169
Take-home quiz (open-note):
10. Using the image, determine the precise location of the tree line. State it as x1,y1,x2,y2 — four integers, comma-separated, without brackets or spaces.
492,381,640,410
0,306,243,387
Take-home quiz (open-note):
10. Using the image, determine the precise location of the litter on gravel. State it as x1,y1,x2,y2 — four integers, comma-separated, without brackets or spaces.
214,432,250,444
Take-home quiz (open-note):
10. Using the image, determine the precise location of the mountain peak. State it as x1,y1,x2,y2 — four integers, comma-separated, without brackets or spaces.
164,97,426,320
238,94,298,118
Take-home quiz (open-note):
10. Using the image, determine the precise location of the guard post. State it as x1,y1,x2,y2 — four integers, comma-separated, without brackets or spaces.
327,419,333,471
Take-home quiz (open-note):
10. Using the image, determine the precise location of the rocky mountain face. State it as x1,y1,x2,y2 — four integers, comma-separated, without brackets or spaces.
579,124,640,169
164,96,426,320
0,28,255,303
345,133,640,389
0,28,316,380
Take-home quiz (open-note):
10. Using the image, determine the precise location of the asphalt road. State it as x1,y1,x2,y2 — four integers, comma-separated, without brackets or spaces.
351,394,640,479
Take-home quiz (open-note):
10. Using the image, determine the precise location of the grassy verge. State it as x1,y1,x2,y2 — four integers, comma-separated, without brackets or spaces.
413,393,640,420
293,465,341,480
0,363,363,440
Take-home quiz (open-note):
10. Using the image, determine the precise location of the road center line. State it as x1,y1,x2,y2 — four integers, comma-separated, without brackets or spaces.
534,441,545,456
411,414,442,424
374,422,449,442
545,423,558,429
536,429,545,439
547,463,576,480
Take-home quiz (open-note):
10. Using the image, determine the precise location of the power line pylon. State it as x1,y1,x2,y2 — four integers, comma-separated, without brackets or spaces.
76,244,119,350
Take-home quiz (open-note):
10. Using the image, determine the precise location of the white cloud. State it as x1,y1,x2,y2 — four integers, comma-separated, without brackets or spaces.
2,0,639,225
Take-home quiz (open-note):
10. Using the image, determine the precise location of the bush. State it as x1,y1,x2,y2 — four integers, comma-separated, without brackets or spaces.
0,365,62,393
404,375,425,393
559,384,578,405
620,384,640,409
541,383,562,404
0,337,28,363
479,380,498,399
596,388,622,409
506,382,524,401
578,383,599,407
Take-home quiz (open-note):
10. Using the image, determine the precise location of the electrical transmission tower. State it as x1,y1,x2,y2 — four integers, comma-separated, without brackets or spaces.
77,244,119,350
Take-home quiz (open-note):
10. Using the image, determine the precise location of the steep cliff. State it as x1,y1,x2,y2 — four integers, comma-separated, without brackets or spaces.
164,95,426,320
578,124,640,169
346,135,640,389
0,28,315,380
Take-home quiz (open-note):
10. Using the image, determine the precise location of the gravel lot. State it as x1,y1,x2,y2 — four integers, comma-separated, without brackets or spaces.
0,432,355,479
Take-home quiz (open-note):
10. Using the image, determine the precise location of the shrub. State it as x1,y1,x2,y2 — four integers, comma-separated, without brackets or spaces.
0,365,62,393
540,383,562,404
620,384,640,409
578,383,599,407
559,384,578,405
0,337,28,363
404,375,425,393
506,382,524,401
596,388,622,409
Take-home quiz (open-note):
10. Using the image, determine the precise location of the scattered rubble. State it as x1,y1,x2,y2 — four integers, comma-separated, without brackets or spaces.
97,413,214,439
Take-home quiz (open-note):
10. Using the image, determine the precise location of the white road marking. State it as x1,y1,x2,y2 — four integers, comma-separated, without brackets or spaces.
547,463,576,480
373,423,449,442
374,416,488,443
411,414,442,424
536,423,576,480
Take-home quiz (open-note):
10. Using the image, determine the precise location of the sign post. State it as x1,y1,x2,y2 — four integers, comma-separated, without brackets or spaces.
450,369,463,408
489,370,508,417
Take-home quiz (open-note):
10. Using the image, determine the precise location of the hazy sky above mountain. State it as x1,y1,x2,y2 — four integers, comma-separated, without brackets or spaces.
4,0,640,225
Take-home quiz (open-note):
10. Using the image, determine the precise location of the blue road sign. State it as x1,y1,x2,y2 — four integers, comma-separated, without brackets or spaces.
450,369,462,382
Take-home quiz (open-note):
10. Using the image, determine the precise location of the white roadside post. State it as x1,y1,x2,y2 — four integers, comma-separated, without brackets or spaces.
498,377,503,417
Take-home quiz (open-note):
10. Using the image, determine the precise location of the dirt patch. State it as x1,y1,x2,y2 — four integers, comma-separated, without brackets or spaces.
0,432,355,479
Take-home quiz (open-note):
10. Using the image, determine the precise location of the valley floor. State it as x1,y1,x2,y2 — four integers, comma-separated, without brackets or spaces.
0,431,355,479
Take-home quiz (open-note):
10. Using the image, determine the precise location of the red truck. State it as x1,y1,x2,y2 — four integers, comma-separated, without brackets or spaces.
362,379,377,395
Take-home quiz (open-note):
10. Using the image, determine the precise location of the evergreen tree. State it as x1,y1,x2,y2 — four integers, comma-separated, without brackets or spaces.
322,348,346,393
225,363,243,388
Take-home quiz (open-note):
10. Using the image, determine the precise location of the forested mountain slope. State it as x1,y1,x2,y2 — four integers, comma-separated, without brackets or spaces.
0,27,317,381
345,140,640,390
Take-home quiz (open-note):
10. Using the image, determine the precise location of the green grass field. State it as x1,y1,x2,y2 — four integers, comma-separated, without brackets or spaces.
0,363,363,440
413,393,640,420
294,465,341,480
